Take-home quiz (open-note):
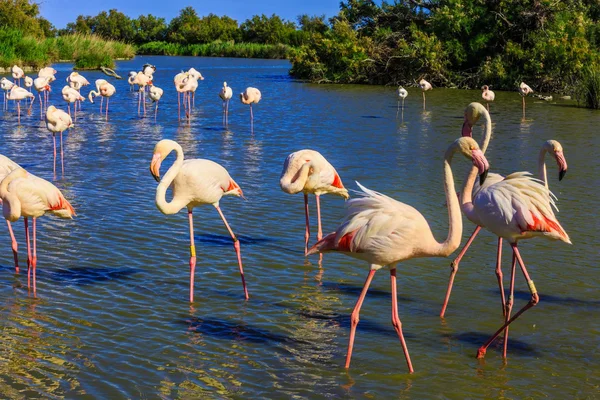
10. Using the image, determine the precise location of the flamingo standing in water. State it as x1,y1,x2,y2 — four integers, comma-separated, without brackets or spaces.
397,86,408,109
307,137,490,372
33,76,52,118
24,76,33,105
180,74,198,119
219,82,233,125
174,72,188,120
0,167,75,293
128,71,137,91
1,78,14,111
7,86,34,125
481,85,495,111
149,139,249,302
12,65,24,86
67,72,89,112
61,85,84,120
0,154,23,273
280,150,349,254
132,72,152,116
46,105,73,177
149,86,164,119
519,82,533,116
240,87,261,124
187,68,204,105
88,80,116,120
419,79,432,108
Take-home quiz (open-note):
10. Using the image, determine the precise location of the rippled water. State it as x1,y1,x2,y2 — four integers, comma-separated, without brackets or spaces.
0,56,598,398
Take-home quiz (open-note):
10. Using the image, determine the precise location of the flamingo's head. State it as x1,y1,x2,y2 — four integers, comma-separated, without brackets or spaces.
455,137,489,185
150,139,177,182
544,140,568,180
481,85,489,91
462,102,486,137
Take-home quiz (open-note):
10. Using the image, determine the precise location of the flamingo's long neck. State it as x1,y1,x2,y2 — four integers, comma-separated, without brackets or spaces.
479,107,492,154
538,147,549,189
435,149,463,257
0,169,25,222
155,144,188,215
280,162,312,194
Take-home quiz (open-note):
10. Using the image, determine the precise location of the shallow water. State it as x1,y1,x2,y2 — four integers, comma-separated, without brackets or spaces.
0,56,598,398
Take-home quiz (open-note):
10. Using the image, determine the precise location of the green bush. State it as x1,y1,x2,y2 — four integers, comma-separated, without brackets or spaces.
575,66,600,109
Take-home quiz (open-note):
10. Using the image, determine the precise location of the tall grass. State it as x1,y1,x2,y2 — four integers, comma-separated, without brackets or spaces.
0,28,134,70
575,66,600,109
137,41,294,59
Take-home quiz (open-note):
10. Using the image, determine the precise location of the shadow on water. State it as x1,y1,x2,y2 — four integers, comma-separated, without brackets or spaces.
40,266,139,286
320,281,413,302
495,289,600,307
446,331,541,357
361,115,384,119
194,233,305,254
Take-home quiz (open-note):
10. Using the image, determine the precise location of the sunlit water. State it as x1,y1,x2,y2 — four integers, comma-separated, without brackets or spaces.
0,56,598,398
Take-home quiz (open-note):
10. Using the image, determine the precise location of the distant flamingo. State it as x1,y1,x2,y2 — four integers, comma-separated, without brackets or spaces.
143,64,156,78
178,74,198,119
7,86,34,125
149,86,164,119
219,82,233,124
307,137,490,372
397,86,408,109
38,67,57,81
187,68,204,105
128,71,137,91
0,154,23,273
61,85,84,120
1,77,14,111
174,72,188,120
132,72,152,116
24,76,33,95
481,85,495,110
46,105,73,177
280,150,349,254
67,72,89,112
149,139,249,302
88,80,116,120
240,87,261,124
12,65,24,86
419,79,432,108
0,167,75,293
519,82,533,116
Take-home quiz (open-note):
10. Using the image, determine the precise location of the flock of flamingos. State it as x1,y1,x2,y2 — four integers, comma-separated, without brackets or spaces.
0,64,569,374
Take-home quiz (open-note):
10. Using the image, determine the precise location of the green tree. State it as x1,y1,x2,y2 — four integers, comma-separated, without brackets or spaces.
167,6,201,43
240,14,297,44
134,14,168,43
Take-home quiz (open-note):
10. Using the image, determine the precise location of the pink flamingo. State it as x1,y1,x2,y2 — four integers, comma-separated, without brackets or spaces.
149,139,249,302
174,72,187,120
88,80,116,120
240,87,261,124
219,82,233,125
179,74,198,119
33,76,52,119
0,154,23,272
519,82,533,116
133,72,152,116
419,78,432,108
481,85,495,110
279,150,349,254
11,65,24,86
62,85,84,120
1,78,15,111
187,67,204,106
0,167,76,293
307,137,490,372
7,86,34,125
468,168,570,359
46,106,73,178
149,86,163,119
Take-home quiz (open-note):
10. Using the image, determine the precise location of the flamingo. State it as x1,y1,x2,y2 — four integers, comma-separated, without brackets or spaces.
88,80,116,120
0,167,75,293
0,154,23,273
187,68,204,105
24,76,33,103
178,74,198,119
67,72,89,112
12,65,24,86
467,168,570,359
149,139,249,302
128,71,137,91
240,87,261,124
142,64,156,78
7,86,34,125
481,85,495,111
307,137,490,372
174,72,188,120
397,86,408,109
519,82,533,116
219,82,233,125
1,77,15,111
279,150,349,254
38,67,57,81
132,72,152,116
33,76,52,118
46,105,73,177
419,79,432,108
61,85,84,120
148,86,163,119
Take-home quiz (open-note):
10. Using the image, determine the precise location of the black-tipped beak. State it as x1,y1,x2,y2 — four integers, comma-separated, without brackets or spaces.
479,169,489,185
559,169,566,181
152,172,160,183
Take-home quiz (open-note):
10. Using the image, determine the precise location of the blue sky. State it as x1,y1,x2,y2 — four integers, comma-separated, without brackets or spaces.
40,0,342,29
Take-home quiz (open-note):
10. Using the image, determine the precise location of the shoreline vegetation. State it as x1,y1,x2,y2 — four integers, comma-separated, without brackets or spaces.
2,0,600,108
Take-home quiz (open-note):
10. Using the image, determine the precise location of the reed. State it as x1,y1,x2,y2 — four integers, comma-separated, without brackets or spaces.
137,41,293,59
576,66,600,109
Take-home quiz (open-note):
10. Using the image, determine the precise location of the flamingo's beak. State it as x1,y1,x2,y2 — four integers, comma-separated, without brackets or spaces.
471,149,490,185
555,150,568,181
462,120,472,137
150,153,162,182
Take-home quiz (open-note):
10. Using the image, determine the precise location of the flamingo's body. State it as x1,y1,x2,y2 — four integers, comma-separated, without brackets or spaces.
240,87,261,123
88,80,116,120
132,72,152,116
142,64,156,78
307,137,490,372
38,67,57,81
11,65,24,85
280,149,349,254
0,154,23,272
0,77,15,111
481,85,495,110
187,68,204,105
178,73,198,119
149,139,249,302
67,72,90,90
0,167,75,293
61,85,84,120
7,86,34,124
128,71,137,91
46,105,73,177
33,76,52,118
419,79,432,108
219,82,233,124
149,86,164,118
24,76,33,92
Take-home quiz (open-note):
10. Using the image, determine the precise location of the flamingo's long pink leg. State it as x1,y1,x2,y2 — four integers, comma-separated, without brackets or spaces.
346,269,376,368
155,101,158,120
105,97,109,120
143,91,147,117
137,91,141,115
6,220,19,273
215,206,249,300
24,218,31,288
53,134,57,179
17,102,21,125
60,131,64,175
495,237,506,316
32,218,37,294
440,225,482,317
100,96,104,114
68,103,71,118
477,243,539,359
315,195,323,241
187,92,191,119
303,194,310,255
39,94,42,119
390,268,414,373
503,251,517,358
192,91,195,107
188,210,196,303
177,92,181,121
250,104,254,121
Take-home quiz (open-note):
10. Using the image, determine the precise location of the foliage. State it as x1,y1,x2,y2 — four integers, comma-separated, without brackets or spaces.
137,41,292,59
575,66,600,109
0,0,55,38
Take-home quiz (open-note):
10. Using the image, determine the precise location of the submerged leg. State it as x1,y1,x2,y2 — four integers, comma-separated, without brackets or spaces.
503,251,517,358
315,195,323,241
346,269,376,368
32,218,37,294
390,268,414,373
215,206,249,300
60,131,64,175
440,225,482,317
304,194,310,255
53,134,57,179
188,210,196,303
477,243,540,358
24,218,31,288
6,221,19,273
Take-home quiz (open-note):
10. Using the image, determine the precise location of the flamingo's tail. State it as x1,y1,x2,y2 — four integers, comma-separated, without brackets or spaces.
306,232,337,255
